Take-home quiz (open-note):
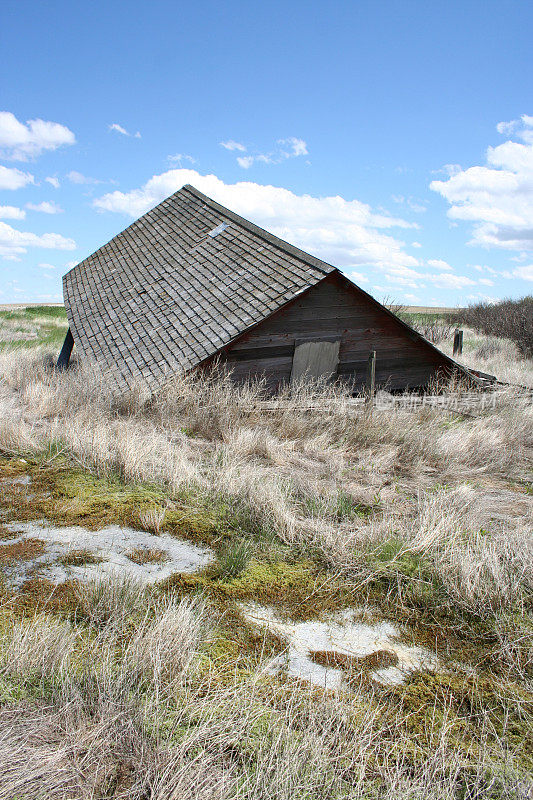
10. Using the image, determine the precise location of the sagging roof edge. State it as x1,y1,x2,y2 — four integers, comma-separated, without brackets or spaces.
61,183,334,287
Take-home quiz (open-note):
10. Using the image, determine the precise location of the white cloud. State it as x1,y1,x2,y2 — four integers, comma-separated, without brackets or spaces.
167,153,196,166
392,195,427,213
0,220,76,260
497,114,533,143
0,205,25,220
109,123,141,138
26,201,63,214
237,156,255,169
513,264,533,281
0,111,75,161
496,119,517,137
64,259,79,269
220,140,247,152
478,278,494,286
430,115,533,251
426,258,454,271
0,165,34,190
232,137,309,168
278,137,308,157
442,164,462,176
45,176,60,188
93,168,419,272
383,265,425,288
411,241,422,248
472,264,498,275
67,170,100,185
109,123,128,135
349,271,369,284
38,262,56,270
426,273,476,289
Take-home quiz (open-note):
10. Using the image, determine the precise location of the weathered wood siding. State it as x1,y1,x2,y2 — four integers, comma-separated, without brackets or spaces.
203,272,452,391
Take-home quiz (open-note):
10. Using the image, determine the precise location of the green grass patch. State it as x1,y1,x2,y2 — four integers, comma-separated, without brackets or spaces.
0,305,68,350
210,538,252,580
304,489,377,522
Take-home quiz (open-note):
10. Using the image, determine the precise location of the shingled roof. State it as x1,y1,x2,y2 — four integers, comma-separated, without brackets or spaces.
63,184,338,390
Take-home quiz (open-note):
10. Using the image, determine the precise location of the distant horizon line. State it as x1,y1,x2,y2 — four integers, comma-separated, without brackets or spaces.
0,302,466,313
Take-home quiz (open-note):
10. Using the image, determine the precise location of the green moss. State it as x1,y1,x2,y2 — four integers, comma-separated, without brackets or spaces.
48,470,220,542
203,608,285,670
389,670,533,771
165,557,353,620
224,558,317,602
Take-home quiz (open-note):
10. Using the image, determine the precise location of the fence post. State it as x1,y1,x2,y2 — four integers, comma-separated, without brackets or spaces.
365,350,376,405
453,329,463,356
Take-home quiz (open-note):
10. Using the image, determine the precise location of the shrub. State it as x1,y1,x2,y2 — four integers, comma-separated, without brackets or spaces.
452,296,533,357
412,317,455,345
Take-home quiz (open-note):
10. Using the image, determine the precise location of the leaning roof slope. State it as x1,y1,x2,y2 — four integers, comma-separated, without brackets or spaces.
63,184,335,390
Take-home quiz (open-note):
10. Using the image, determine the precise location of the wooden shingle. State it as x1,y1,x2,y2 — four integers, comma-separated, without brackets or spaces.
63,184,334,390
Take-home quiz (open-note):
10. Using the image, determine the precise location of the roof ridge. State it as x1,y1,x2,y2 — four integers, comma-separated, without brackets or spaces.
181,184,335,277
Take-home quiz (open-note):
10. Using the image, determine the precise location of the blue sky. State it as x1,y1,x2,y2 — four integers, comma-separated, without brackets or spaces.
1,0,532,305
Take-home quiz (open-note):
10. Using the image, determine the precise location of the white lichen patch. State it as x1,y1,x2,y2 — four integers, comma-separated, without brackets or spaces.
241,603,437,689
1,520,214,586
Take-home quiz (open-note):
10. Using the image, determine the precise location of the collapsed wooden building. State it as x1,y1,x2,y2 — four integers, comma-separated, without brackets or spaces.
60,184,467,393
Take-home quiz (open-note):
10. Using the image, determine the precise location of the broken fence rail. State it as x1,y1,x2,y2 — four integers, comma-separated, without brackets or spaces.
236,388,533,417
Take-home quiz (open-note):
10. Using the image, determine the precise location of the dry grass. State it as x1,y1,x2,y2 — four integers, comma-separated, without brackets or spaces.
59,548,103,566
140,504,167,533
0,538,45,565
0,580,530,800
126,547,169,565
0,327,532,797
0,340,531,617
441,328,533,387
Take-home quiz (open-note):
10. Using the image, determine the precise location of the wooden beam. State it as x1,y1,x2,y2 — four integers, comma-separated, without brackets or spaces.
56,328,74,370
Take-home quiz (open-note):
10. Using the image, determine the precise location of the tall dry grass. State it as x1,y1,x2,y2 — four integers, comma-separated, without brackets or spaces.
0,327,532,797
0,578,529,800
0,340,531,624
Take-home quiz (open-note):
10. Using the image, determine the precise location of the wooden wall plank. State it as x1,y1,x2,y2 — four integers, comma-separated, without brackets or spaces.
207,273,455,391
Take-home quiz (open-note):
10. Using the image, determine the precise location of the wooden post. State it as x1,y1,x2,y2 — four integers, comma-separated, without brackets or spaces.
365,350,376,404
56,328,74,370
453,329,463,356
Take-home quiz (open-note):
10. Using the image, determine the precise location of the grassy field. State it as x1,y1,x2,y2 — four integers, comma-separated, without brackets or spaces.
0,305,68,350
0,308,531,799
